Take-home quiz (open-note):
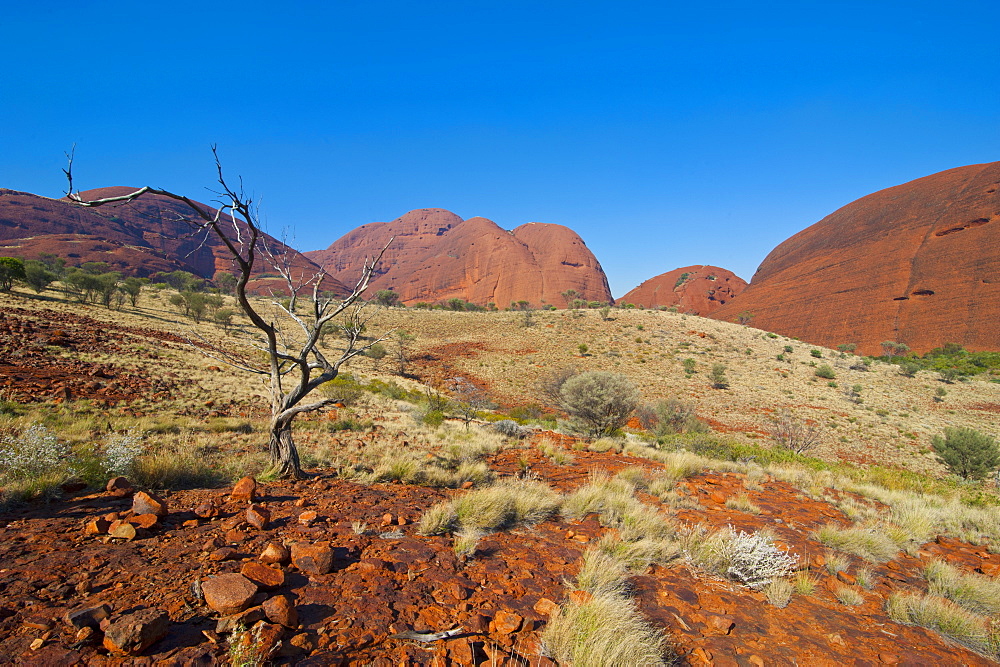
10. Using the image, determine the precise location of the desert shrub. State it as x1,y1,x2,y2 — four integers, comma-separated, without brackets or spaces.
810,349,822,358
491,419,527,439
320,374,365,406
682,358,697,375
898,360,920,377
0,424,73,480
814,364,836,379
769,410,821,454
931,427,1000,480
559,371,638,437
102,430,144,477
421,410,446,427
718,528,799,589
709,363,729,389
636,398,707,436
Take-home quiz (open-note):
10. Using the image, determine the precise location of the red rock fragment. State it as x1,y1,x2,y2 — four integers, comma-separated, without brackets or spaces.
246,505,271,530
262,595,299,628
84,518,111,536
216,606,266,634
260,542,291,565
128,513,159,530
108,520,137,541
132,491,168,517
533,598,560,617
201,573,258,616
568,590,592,605
240,562,285,590
490,609,523,635
209,548,237,562
194,501,219,519
230,476,258,503
64,604,111,630
703,613,735,636
106,477,134,497
298,510,318,526
102,608,170,655
291,541,334,575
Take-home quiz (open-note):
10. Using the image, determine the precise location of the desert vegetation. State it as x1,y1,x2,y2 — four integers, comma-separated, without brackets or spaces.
0,272,998,664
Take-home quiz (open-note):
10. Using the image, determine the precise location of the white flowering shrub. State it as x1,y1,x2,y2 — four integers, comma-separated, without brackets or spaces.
0,424,72,480
103,430,144,477
721,528,798,589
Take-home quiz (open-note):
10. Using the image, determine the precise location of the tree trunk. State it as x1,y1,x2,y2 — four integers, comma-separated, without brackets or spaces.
268,420,307,479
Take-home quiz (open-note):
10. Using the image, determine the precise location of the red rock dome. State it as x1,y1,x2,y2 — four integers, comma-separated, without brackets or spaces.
618,266,747,315
711,162,1000,355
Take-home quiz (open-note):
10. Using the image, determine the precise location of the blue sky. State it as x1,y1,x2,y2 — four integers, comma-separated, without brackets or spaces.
2,1,997,297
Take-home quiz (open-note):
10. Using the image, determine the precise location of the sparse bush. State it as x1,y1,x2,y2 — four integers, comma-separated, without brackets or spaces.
709,363,729,389
769,410,821,454
559,371,639,437
814,364,836,379
491,419,527,439
810,349,822,358
0,424,73,480
718,528,798,589
899,360,921,378
931,427,1000,480
636,398,707,436
103,430,144,477
682,358,696,375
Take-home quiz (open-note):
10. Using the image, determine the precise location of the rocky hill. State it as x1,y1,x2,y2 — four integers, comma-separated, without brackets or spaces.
711,162,1000,354
304,208,613,307
618,265,747,315
0,187,346,294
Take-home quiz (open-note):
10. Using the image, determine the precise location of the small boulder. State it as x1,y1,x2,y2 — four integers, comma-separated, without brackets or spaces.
259,542,290,565
194,501,220,519
64,604,111,630
297,510,318,526
128,514,159,530
84,518,111,536
108,520,137,541
246,505,271,530
201,574,258,616
262,595,298,628
291,542,334,575
106,477,134,497
240,562,285,590
490,609,523,635
230,476,258,503
132,491,168,517
102,608,170,655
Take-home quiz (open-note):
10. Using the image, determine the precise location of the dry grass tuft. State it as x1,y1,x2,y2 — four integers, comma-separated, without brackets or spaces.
887,592,999,659
815,524,899,563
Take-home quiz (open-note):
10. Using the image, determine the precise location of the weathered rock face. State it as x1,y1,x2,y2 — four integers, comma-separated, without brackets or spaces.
618,266,747,315
304,209,613,307
712,162,1000,355
0,186,346,294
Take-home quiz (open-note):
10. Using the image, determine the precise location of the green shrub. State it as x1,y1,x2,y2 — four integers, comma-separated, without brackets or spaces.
560,371,639,437
931,427,1000,480
709,363,729,389
810,349,822,358
814,364,836,379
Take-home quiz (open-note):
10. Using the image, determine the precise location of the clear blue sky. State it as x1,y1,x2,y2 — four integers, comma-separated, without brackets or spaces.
2,1,997,297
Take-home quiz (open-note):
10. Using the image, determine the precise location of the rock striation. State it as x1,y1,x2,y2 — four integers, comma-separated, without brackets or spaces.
304,208,613,307
618,265,747,315
711,162,1000,355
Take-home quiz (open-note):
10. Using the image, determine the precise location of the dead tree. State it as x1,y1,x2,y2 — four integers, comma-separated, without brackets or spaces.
65,146,388,478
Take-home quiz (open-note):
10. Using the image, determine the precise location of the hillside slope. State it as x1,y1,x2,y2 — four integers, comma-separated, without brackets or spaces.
711,162,1000,354
619,265,747,315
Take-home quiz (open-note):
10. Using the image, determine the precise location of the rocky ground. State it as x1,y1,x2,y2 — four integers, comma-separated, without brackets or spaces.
2,431,999,665
1,290,999,665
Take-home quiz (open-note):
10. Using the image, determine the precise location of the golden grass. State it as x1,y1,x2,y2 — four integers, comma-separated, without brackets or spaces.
887,592,999,659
